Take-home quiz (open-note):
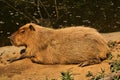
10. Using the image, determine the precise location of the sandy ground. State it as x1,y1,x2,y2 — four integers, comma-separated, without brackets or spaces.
0,32,120,80
102,32,120,41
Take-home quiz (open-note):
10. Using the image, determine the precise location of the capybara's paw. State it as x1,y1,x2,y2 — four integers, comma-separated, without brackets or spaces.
78,61,90,67
30,57,43,64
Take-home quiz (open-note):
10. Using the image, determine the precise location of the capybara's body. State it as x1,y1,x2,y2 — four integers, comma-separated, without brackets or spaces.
10,23,109,66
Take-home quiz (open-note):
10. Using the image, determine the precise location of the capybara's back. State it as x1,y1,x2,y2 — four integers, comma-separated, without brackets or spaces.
50,27,109,66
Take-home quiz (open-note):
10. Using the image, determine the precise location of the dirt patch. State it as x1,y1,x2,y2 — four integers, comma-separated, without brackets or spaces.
102,32,120,42
0,60,110,80
0,59,31,78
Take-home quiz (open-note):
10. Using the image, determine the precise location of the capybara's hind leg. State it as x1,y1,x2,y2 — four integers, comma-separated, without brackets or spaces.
98,52,108,60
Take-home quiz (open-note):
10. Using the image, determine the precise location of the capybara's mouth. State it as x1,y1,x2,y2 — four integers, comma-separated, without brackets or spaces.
10,39,15,45
8,36,15,45
10,39,14,45
10,39,19,46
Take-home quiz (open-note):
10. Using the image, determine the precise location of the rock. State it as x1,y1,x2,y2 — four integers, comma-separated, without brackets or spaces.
0,46,25,64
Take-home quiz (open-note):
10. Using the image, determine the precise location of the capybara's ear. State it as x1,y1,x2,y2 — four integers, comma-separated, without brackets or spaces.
29,25,35,31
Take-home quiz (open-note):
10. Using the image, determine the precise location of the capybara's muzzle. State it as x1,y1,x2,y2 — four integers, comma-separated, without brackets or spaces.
9,35,15,45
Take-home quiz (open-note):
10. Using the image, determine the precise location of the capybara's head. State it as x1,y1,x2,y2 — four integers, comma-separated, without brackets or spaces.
10,23,36,47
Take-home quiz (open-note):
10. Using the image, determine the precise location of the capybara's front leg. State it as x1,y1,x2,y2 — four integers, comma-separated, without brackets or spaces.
30,56,43,64
20,51,32,59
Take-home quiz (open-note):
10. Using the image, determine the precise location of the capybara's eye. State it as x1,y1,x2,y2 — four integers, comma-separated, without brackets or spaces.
19,29,25,34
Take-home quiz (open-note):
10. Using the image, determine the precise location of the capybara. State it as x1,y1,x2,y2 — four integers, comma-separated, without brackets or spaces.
10,23,109,66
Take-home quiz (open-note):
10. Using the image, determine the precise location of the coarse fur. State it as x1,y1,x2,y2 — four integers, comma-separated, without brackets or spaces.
10,23,109,66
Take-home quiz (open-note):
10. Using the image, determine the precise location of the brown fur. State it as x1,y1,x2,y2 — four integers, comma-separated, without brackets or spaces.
10,23,109,66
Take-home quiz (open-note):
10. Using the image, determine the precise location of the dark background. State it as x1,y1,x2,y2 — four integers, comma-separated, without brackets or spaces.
0,0,120,46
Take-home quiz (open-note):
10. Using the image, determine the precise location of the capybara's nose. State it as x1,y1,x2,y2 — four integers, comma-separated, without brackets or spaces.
8,35,14,40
